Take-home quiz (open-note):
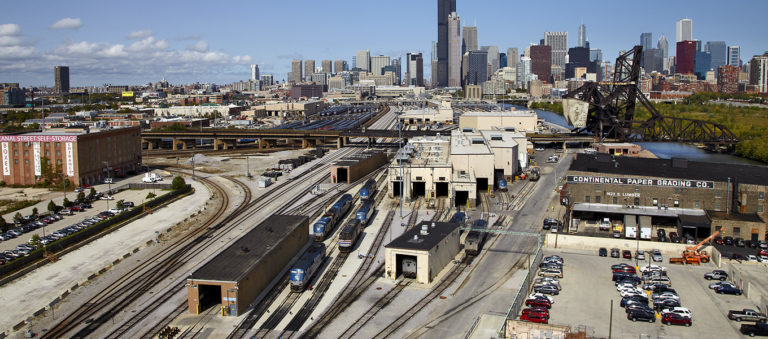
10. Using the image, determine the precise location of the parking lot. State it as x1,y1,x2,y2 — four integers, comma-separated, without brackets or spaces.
534,248,758,338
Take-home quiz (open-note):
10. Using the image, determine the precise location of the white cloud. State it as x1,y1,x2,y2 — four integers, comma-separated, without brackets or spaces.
186,40,209,52
127,30,152,40
127,36,168,52
0,45,35,58
50,18,83,30
0,23,21,36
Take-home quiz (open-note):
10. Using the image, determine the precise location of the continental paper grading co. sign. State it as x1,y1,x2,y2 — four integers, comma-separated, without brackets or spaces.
567,175,715,189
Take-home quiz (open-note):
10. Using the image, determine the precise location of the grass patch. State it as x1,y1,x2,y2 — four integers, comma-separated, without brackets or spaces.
0,200,42,215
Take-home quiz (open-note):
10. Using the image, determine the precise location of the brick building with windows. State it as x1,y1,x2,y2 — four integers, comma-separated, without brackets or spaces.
0,126,141,186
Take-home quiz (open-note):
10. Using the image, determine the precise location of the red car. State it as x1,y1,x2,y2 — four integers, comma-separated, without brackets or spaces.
70,205,83,212
714,237,724,245
662,313,692,326
622,250,632,259
525,298,552,309
522,307,550,318
758,249,768,257
521,312,549,323
613,266,636,274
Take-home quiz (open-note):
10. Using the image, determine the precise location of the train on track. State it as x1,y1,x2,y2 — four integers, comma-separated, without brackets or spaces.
402,258,417,278
497,178,508,191
359,179,377,202
313,194,353,241
338,219,363,253
355,202,375,226
465,219,488,256
290,243,326,292
449,211,465,224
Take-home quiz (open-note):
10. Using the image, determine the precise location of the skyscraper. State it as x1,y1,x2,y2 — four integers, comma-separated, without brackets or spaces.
705,41,727,73
356,50,370,72
749,54,768,93
431,41,438,87
577,24,587,48
466,50,488,85
334,60,347,74
727,46,741,67
544,32,568,70
406,52,424,86
530,44,552,83
321,60,332,74
437,0,456,87
676,19,692,43
676,41,696,74
250,64,259,81
717,65,740,93
392,57,402,85
447,12,462,87
694,51,711,80
640,33,652,51
482,46,500,74
462,26,477,55
507,48,519,69
658,34,669,72
304,60,315,81
590,49,603,62
54,66,70,93
517,56,531,88
370,55,390,75
291,60,302,83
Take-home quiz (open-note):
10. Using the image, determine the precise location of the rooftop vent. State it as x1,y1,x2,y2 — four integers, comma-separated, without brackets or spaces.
491,135,503,141
421,225,429,235
463,128,474,133
471,138,485,145
431,222,436,228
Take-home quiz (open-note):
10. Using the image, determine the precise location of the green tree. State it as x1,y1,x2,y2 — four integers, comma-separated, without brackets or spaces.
0,216,6,231
88,187,96,199
171,176,186,191
77,191,86,202
47,200,57,212
146,192,157,200
30,234,41,247
116,200,124,210
32,207,38,215
63,198,71,207
13,212,23,224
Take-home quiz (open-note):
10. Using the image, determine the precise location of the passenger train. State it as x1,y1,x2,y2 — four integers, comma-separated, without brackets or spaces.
359,179,377,202
312,194,353,241
338,219,363,253
465,219,488,256
355,202,375,226
289,243,326,292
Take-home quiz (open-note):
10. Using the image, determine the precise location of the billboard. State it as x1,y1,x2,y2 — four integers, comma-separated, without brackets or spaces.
122,91,134,97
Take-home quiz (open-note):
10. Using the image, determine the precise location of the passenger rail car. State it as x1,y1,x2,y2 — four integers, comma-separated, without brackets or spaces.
355,202,375,226
313,194,353,241
465,219,488,255
359,179,377,202
290,243,326,292
338,219,363,252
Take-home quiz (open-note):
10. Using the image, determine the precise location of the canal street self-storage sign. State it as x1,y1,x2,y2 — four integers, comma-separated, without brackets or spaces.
567,175,715,189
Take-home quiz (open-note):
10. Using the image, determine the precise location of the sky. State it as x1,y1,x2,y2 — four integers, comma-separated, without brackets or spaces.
1,0,766,87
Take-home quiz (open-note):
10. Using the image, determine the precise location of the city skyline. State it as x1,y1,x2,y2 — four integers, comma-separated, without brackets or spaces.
1,0,767,86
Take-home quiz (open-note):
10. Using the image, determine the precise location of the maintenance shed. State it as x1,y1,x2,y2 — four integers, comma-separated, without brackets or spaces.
384,221,461,284
186,215,309,316
330,148,387,184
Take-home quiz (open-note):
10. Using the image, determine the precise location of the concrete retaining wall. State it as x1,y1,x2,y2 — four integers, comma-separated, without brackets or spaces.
544,233,713,259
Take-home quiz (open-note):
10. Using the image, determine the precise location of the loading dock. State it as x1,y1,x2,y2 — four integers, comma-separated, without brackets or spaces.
186,215,309,316
385,221,461,284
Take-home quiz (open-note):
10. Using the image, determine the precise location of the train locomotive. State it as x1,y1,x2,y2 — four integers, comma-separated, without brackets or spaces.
359,179,377,202
289,243,326,292
355,202,375,226
464,219,488,255
401,257,417,279
449,211,466,224
338,219,363,253
313,194,353,241
497,178,508,191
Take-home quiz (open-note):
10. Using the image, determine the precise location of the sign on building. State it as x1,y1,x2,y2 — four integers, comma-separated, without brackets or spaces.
65,142,74,177
567,175,714,189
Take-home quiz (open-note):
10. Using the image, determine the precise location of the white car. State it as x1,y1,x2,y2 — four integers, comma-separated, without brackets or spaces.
640,264,667,273
528,293,554,304
759,255,768,263
617,283,638,291
620,290,646,298
636,250,646,260
662,307,692,318
534,277,561,289
653,292,681,300
747,255,759,262
100,195,114,200
104,178,113,184
108,208,123,214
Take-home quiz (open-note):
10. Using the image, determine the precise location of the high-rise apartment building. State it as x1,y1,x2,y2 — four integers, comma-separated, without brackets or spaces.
260,74,274,86
704,41,727,74
436,0,456,87
54,66,70,93
640,33,652,51
675,41,696,74
517,56,531,88
334,60,347,74
466,50,488,86
356,50,370,72
304,60,315,81
250,64,259,81
717,65,740,93
750,54,768,93
544,32,568,70
676,19,692,43
370,55,390,76
291,60,302,83
727,46,741,67
321,60,332,74
507,48,519,69
392,57,402,85
530,44,552,83
462,26,477,55
577,24,587,48
406,52,424,87
447,12,462,87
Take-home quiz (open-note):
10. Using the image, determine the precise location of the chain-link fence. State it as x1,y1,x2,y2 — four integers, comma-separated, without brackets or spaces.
499,243,544,337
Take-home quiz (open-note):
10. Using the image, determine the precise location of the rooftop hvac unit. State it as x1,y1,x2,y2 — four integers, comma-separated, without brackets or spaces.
421,225,429,235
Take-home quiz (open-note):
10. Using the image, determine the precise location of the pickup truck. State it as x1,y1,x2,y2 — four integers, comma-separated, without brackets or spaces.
741,322,768,336
729,309,768,322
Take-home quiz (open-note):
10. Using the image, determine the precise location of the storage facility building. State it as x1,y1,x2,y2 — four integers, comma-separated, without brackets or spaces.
384,221,461,284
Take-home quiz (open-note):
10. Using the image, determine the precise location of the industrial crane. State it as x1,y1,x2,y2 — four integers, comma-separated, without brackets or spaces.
678,230,721,264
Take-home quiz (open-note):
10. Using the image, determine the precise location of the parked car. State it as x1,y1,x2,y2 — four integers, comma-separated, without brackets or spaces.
100,195,114,200
640,264,667,273
625,303,654,314
528,293,554,304
539,269,563,278
741,322,768,337
735,237,746,247
654,298,681,311
615,276,643,286
716,285,743,295
728,309,768,322
613,272,638,282
525,297,552,309
622,250,632,259
104,178,113,184
599,247,608,257
731,254,746,262
543,255,564,264
714,236,724,245
533,277,561,290
661,307,691,318
620,295,649,307
651,249,663,262
725,236,735,245
657,229,666,239
628,308,656,322
521,312,548,324
123,201,135,208
612,230,622,238
636,250,646,260
704,270,728,281
610,248,620,258
534,284,559,295
662,313,692,326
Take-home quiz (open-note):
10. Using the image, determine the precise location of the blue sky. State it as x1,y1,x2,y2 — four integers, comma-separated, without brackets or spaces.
1,0,766,87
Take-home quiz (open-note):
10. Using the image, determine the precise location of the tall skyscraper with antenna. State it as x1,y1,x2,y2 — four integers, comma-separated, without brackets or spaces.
577,24,587,48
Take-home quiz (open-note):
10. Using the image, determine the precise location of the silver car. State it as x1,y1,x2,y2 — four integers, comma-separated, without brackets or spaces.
651,249,663,262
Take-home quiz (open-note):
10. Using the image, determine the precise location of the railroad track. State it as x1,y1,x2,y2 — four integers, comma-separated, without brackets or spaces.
175,304,219,339
338,279,413,339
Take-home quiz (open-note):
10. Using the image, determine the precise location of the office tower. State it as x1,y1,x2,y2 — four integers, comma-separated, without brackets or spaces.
577,24,587,48
544,32,568,70
530,44,552,83
481,46,500,74
565,47,595,79
675,41,696,74
392,57,402,85
437,0,456,87
643,49,664,73
749,54,768,93
590,49,602,62
499,53,507,68
356,50,370,72
694,51,711,80
462,26,478,55
250,64,259,81
406,52,424,87
370,55,390,75
517,56,531,88
54,66,70,93
321,60,332,74
705,41,727,74
466,50,488,85
658,34,669,72
334,60,347,74
448,12,461,87
304,60,315,81
717,65,740,93
507,48,519,69
291,60,302,83
727,46,741,67
260,74,273,86
640,33,652,51
676,19,692,43
431,41,438,87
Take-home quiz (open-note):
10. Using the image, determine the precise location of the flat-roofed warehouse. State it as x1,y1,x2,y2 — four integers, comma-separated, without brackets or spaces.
186,215,308,316
385,221,461,284
330,148,387,184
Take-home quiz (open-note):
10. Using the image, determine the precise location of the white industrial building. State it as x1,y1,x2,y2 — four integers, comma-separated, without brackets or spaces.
458,110,538,133
385,221,461,284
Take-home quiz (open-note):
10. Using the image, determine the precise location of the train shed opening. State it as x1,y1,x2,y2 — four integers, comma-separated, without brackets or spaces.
392,181,402,196
435,182,449,197
455,191,469,207
412,182,426,198
197,284,221,313
395,254,418,279
336,168,348,183
476,178,488,192
385,221,462,284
